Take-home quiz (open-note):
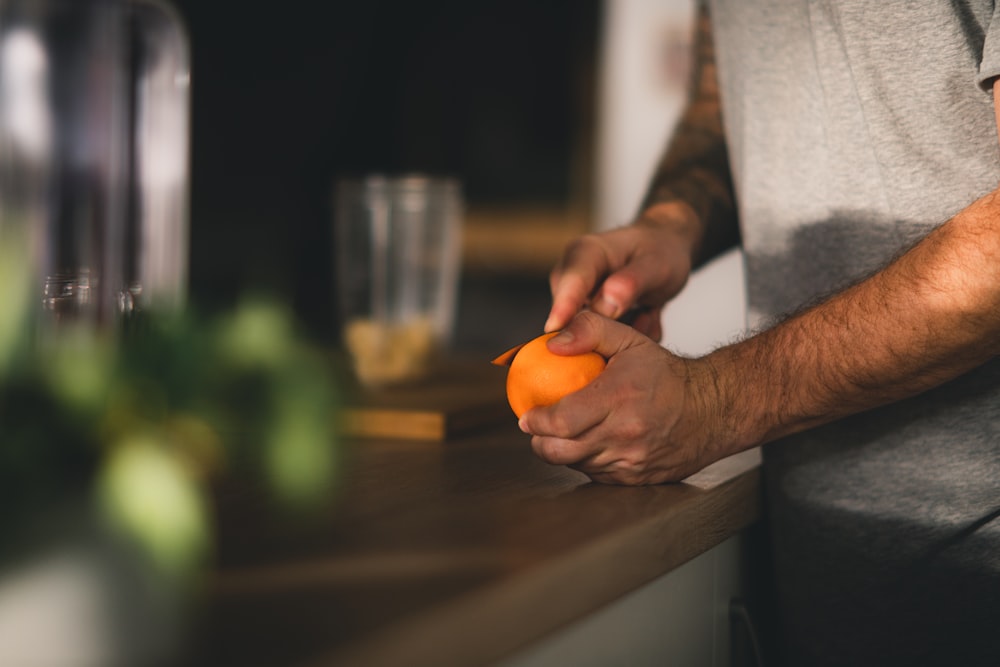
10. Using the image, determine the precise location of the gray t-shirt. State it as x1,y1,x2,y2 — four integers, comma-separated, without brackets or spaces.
707,1,1000,664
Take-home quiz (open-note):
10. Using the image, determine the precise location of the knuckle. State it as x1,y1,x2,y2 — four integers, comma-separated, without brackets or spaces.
572,309,605,336
620,457,648,481
536,438,577,466
619,420,647,442
546,409,576,438
530,437,557,464
608,270,641,297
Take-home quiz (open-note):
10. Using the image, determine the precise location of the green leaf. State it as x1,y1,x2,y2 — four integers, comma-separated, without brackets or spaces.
96,435,210,580
213,297,297,370
263,357,340,508
0,232,34,378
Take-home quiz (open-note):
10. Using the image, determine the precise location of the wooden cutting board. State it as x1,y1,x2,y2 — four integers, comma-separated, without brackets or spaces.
339,357,512,440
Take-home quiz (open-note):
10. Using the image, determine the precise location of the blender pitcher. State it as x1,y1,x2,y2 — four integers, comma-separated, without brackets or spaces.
0,0,190,338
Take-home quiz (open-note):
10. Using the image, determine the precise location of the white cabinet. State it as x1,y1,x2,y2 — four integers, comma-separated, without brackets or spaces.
499,533,754,667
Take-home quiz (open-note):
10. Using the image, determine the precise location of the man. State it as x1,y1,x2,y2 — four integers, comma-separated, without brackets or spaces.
518,1,1000,664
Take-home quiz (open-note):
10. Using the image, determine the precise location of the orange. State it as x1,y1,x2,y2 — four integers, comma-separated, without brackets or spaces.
492,332,606,418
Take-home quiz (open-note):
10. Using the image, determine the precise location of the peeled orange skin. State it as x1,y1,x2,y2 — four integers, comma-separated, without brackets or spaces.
495,332,607,419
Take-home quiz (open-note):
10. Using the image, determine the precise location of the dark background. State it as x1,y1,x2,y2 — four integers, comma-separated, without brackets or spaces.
169,0,601,346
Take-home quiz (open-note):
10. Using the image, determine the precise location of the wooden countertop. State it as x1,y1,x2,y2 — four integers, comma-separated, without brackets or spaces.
189,426,762,666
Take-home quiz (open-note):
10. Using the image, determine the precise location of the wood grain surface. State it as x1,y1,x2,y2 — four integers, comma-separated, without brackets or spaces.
187,427,761,667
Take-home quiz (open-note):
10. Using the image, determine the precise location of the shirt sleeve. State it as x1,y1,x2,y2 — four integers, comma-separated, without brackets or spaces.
977,3,1000,91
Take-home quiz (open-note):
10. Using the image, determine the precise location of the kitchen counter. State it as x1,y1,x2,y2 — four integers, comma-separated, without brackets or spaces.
190,424,762,666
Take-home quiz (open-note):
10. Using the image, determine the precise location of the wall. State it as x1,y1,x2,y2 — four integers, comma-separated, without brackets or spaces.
168,0,598,344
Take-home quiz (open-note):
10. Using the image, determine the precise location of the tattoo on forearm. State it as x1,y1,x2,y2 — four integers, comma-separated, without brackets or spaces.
639,1,739,266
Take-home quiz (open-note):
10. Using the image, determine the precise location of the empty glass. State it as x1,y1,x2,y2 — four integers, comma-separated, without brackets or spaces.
334,175,462,387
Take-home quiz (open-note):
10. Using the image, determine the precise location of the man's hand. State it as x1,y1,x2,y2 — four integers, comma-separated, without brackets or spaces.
545,202,702,340
530,184,1000,488
519,311,725,485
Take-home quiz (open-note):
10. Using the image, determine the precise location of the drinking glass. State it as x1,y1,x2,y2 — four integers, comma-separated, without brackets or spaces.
334,175,462,387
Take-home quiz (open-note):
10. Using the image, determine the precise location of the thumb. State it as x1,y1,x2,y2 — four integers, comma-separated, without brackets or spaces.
546,310,649,359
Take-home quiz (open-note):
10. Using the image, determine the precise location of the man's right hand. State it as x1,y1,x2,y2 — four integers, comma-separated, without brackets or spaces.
544,201,703,341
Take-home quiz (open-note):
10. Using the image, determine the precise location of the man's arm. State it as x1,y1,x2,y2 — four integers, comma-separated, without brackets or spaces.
527,155,1000,484
638,0,740,268
676,77,1000,463
686,173,1000,456
544,1,737,335
527,20,1000,486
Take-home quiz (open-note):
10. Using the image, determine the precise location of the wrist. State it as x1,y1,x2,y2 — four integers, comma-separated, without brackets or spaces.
636,200,704,263
678,348,766,461
675,354,730,463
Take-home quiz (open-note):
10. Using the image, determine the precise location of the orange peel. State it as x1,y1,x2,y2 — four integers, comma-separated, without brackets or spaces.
492,332,606,418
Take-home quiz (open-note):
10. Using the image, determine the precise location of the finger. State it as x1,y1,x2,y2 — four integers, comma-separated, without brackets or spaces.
591,271,639,321
546,310,651,359
631,308,663,341
529,434,598,467
545,236,614,332
584,471,627,486
594,247,680,320
567,443,665,485
545,271,591,334
518,382,608,440
565,447,612,475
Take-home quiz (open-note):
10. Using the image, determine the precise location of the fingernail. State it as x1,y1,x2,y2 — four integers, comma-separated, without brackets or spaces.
593,295,622,320
543,315,559,333
518,416,531,433
550,328,574,345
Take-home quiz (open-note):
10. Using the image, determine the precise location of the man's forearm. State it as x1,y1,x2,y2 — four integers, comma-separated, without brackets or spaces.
688,189,1000,453
640,1,739,267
